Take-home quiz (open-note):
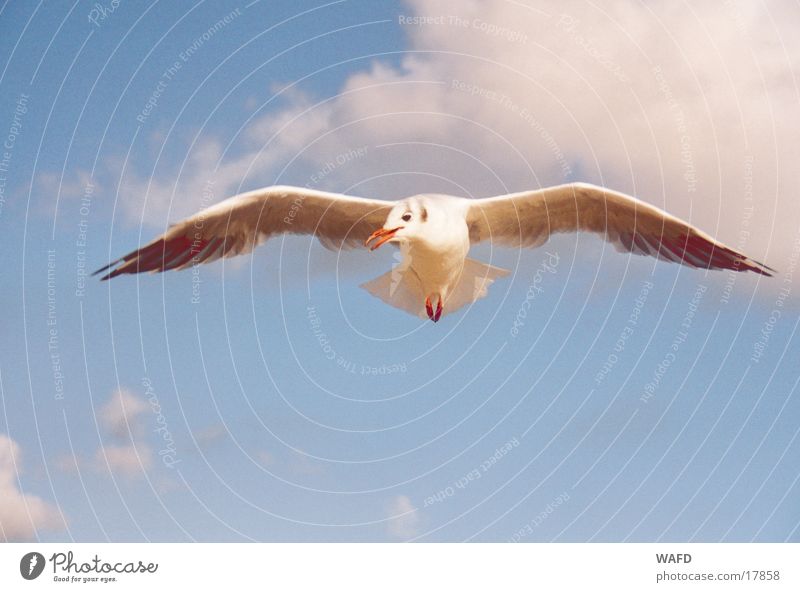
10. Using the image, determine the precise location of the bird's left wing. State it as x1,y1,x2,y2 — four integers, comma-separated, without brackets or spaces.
95,185,392,280
466,182,773,276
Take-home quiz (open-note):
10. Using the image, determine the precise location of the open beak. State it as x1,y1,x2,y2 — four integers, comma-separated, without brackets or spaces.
365,226,402,251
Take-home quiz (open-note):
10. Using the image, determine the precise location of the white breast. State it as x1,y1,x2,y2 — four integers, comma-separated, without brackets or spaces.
404,217,470,300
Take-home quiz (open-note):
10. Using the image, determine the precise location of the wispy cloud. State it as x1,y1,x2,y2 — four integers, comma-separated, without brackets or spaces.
98,387,148,439
386,494,419,539
116,91,332,228
193,423,229,450
95,389,153,478
0,434,64,542
96,443,152,477
56,388,156,480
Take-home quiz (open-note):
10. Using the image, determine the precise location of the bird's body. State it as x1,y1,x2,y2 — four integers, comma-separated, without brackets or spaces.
96,183,773,321
386,196,471,318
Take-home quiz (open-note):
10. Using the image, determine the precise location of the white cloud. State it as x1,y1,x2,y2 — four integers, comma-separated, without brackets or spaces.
34,168,100,217
257,450,275,467
345,0,798,268
99,387,149,439
96,443,152,477
194,423,228,450
117,91,332,228
95,389,154,478
0,434,64,542
111,0,799,272
386,494,420,539
287,450,326,477
57,389,155,479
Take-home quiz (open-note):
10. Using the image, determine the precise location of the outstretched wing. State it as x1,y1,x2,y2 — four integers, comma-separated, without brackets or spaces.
466,182,774,276
95,186,392,280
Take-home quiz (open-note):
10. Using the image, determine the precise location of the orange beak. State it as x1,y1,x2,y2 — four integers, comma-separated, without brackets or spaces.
365,226,402,251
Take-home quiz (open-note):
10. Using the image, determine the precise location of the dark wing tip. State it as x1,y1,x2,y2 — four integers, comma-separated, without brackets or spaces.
745,262,774,277
95,235,220,281
679,233,775,277
747,258,776,277
93,259,124,281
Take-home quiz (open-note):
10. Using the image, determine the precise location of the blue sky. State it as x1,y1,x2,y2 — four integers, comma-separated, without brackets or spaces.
1,0,799,542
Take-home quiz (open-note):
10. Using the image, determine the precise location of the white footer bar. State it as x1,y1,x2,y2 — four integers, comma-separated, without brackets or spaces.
1,543,796,591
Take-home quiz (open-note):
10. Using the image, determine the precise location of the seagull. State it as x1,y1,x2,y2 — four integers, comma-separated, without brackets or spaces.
95,183,773,321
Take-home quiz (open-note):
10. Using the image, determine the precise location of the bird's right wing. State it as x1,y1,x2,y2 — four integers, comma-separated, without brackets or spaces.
96,185,392,280
466,183,774,276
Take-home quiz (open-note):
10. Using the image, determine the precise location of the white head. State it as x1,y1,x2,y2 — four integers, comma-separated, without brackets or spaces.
365,197,432,250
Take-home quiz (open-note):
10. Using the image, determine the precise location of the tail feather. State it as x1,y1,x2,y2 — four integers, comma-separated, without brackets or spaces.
361,265,427,318
360,258,509,319
446,258,510,313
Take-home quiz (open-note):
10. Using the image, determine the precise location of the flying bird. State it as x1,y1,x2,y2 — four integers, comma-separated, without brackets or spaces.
95,183,773,321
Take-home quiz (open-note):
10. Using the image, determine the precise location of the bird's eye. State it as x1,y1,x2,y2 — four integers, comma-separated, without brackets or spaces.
401,213,412,222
